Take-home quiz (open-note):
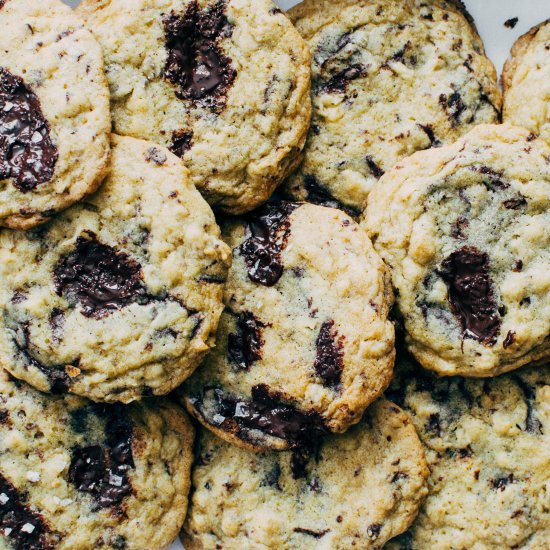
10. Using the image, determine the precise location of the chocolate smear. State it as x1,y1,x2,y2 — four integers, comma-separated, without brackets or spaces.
314,320,344,388
227,312,264,370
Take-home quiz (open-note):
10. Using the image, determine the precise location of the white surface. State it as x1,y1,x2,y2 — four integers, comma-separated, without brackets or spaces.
55,1,550,549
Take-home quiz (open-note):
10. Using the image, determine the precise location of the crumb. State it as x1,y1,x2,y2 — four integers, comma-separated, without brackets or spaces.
504,17,518,29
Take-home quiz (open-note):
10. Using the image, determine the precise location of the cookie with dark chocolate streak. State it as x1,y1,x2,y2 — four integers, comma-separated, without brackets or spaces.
0,135,230,402
0,0,110,229
364,124,550,376
183,400,428,549
78,0,311,214
283,0,500,215
181,202,395,451
0,368,194,550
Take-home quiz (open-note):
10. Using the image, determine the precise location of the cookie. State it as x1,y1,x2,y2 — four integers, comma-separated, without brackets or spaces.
364,124,550,377
0,135,231,403
0,368,194,550
503,19,550,144
77,0,311,214
0,0,111,229
283,0,501,216
180,202,395,452
386,357,550,549
183,399,429,550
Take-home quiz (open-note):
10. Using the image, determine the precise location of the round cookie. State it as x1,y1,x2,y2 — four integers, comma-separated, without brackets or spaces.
0,135,231,403
0,368,194,550
77,0,311,214
364,124,550,377
0,0,111,229
386,358,550,549
181,202,395,451
283,0,501,216
183,399,429,550
503,19,550,144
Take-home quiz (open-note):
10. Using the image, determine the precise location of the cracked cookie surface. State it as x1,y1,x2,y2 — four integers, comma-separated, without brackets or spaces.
183,399,428,550
0,0,111,229
0,368,194,550
181,202,395,451
0,135,230,402
283,0,500,216
386,357,550,550
77,0,311,214
364,124,550,377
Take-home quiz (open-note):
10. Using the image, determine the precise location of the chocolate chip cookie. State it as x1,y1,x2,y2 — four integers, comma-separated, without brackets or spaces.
181,202,395,451
0,135,231,402
386,357,550,549
503,19,550,144
183,399,428,549
0,0,111,229
364,124,550,377
283,0,501,216
77,0,311,214
0,368,194,550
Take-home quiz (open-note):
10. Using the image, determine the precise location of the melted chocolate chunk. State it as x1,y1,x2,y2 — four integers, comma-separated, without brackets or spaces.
54,234,154,319
0,409,9,425
170,130,193,158
439,92,467,124
438,246,501,345
504,17,519,28
69,404,134,509
318,63,368,94
0,473,53,550
503,330,516,349
227,312,264,370
365,155,385,178
293,528,329,539
503,196,527,210
490,473,514,491
239,202,299,286
163,1,236,111
314,320,344,388
418,123,442,147
0,67,58,192
303,175,361,218
367,523,383,540
513,375,543,434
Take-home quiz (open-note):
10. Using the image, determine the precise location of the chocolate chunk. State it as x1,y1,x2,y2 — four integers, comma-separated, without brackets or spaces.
503,196,527,210
163,1,236,111
227,312,264,370
438,246,501,345
391,471,409,482
490,473,514,491
365,155,385,179
293,528,329,539
439,92,467,124
239,202,299,286
302,175,361,218
54,234,154,319
170,130,193,158
504,17,518,28
69,404,134,508
0,67,58,192
367,523,383,540
513,375,543,434
426,413,442,437
318,63,368,94
314,320,344,388
451,217,469,239
0,409,9,424
503,330,515,349
417,123,442,147
0,473,53,550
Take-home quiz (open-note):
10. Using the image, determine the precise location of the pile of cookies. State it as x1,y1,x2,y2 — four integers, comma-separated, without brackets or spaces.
0,0,548,549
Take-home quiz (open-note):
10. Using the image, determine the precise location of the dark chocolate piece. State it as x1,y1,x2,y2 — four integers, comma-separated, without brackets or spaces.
503,196,527,210
0,473,53,550
302,175,361,218
504,17,518,28
239,202,299,286
502,330,515,349
439,92,467,125
490,473,514,491
293,528,329,539
170,130,193,158
0,67,58,192
318,63,368,94
438,246,501,345
163,1,236,111
314,320,344,388
417,123,442,147
367,523,383,539
54,234,154,319
227,312,264,370
513,375,543,434
365,155,385,179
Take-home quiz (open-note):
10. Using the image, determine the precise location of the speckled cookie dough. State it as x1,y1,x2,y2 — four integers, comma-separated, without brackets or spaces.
386,357,550,550
283,0,501,216
182,399,429,550
364,124,550,377
77,0,311,214
181,202,395,452
0,369,194,550
0,135,231,403
503,19,550,144
0,0,111,229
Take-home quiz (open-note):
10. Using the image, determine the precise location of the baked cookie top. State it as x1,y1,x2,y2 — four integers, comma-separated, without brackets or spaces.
77,0,311,214
0,369,194,550
364,124,550,377
386,358,550,550
0,0,111,229
183,399,429,550
283,0,500,216
0,135,231,403
181,202,395,452
503,19,550,144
